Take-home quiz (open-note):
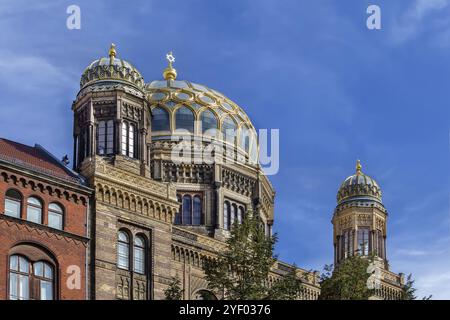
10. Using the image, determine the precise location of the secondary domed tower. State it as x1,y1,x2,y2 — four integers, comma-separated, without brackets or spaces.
332,160,388,267
72,44,150,177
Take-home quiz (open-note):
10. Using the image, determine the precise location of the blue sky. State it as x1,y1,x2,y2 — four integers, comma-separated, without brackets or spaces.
0,0,449,299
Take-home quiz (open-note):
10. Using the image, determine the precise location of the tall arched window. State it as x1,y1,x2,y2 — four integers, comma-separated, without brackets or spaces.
221,116,237,145
223,201,230,230
9,255,29,300
193,196,202,225
121,122,137,158
182,195,192,225
175,106,194,133
357,228,370,256
48,203,63,230
133,236,146,274
5,189,22,218
152,107,170,131
26,197,42,224
200,110,218,135
97,120,114,155
342,229,354,259
117,231,130,270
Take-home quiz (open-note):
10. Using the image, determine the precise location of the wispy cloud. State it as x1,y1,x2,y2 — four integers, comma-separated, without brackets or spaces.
390,0,450,44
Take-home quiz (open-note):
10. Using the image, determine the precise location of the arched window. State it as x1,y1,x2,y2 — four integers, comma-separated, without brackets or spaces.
342,229,354,259
357,228,370,256
5,189,22,218
223,201,230,230
193,196,202,225
133,236,146,274
182,195,192,225
200,110,218,135
221,116,237,145
175,106,194,133
97,120,114,155
9,255,30,300
117,231,130,270
26,197,42,224
121,122,137,158
33,261,54,300
152,107,170,131
48,203,63,230
9,255,54,300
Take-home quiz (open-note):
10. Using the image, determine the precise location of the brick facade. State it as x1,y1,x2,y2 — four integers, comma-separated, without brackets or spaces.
0,140,91,300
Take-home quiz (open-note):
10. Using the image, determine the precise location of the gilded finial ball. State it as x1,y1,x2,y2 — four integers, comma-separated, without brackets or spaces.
163,51,177,80
356,159,362,174
109,43,116,58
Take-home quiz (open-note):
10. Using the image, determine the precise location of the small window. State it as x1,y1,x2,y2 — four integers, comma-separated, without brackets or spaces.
26,197,42,224
358,228,370,256
9,255,30,300
133,236,146,274
152,107,170,131
182,195,192,225
121,122,137,158
223,201,230,230
33,261,53,300
193,196,202,225
48,203,63,230
175,106,194,133
97,120,114,155
117,231,130,270
5,189,22,218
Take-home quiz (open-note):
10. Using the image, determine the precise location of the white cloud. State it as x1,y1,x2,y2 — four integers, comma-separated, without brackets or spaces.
390,0,450,44
0,50,75,93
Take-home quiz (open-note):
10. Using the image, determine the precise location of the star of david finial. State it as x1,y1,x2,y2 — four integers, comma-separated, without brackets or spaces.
163,51,177,80
166,51,175,66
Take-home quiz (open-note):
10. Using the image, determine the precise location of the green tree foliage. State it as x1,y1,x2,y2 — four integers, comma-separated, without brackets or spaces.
401,274,417,300
267,266,305,300
164,276,184,300
202,210,304,300
319,255,373,300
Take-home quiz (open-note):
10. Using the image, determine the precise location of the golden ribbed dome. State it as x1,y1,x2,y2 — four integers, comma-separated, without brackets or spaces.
337,160,382,204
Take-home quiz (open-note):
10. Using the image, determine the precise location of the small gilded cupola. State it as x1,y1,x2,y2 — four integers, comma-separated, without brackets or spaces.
337,160,382,205
80,43,145,90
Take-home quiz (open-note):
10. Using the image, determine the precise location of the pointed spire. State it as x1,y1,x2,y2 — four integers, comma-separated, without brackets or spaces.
163,51,177,80
356,159,362,175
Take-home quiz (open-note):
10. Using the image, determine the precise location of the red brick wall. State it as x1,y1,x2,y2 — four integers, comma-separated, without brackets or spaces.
0,168,89,300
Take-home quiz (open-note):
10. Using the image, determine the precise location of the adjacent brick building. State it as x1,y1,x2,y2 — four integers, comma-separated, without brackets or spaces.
0,138,92,300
